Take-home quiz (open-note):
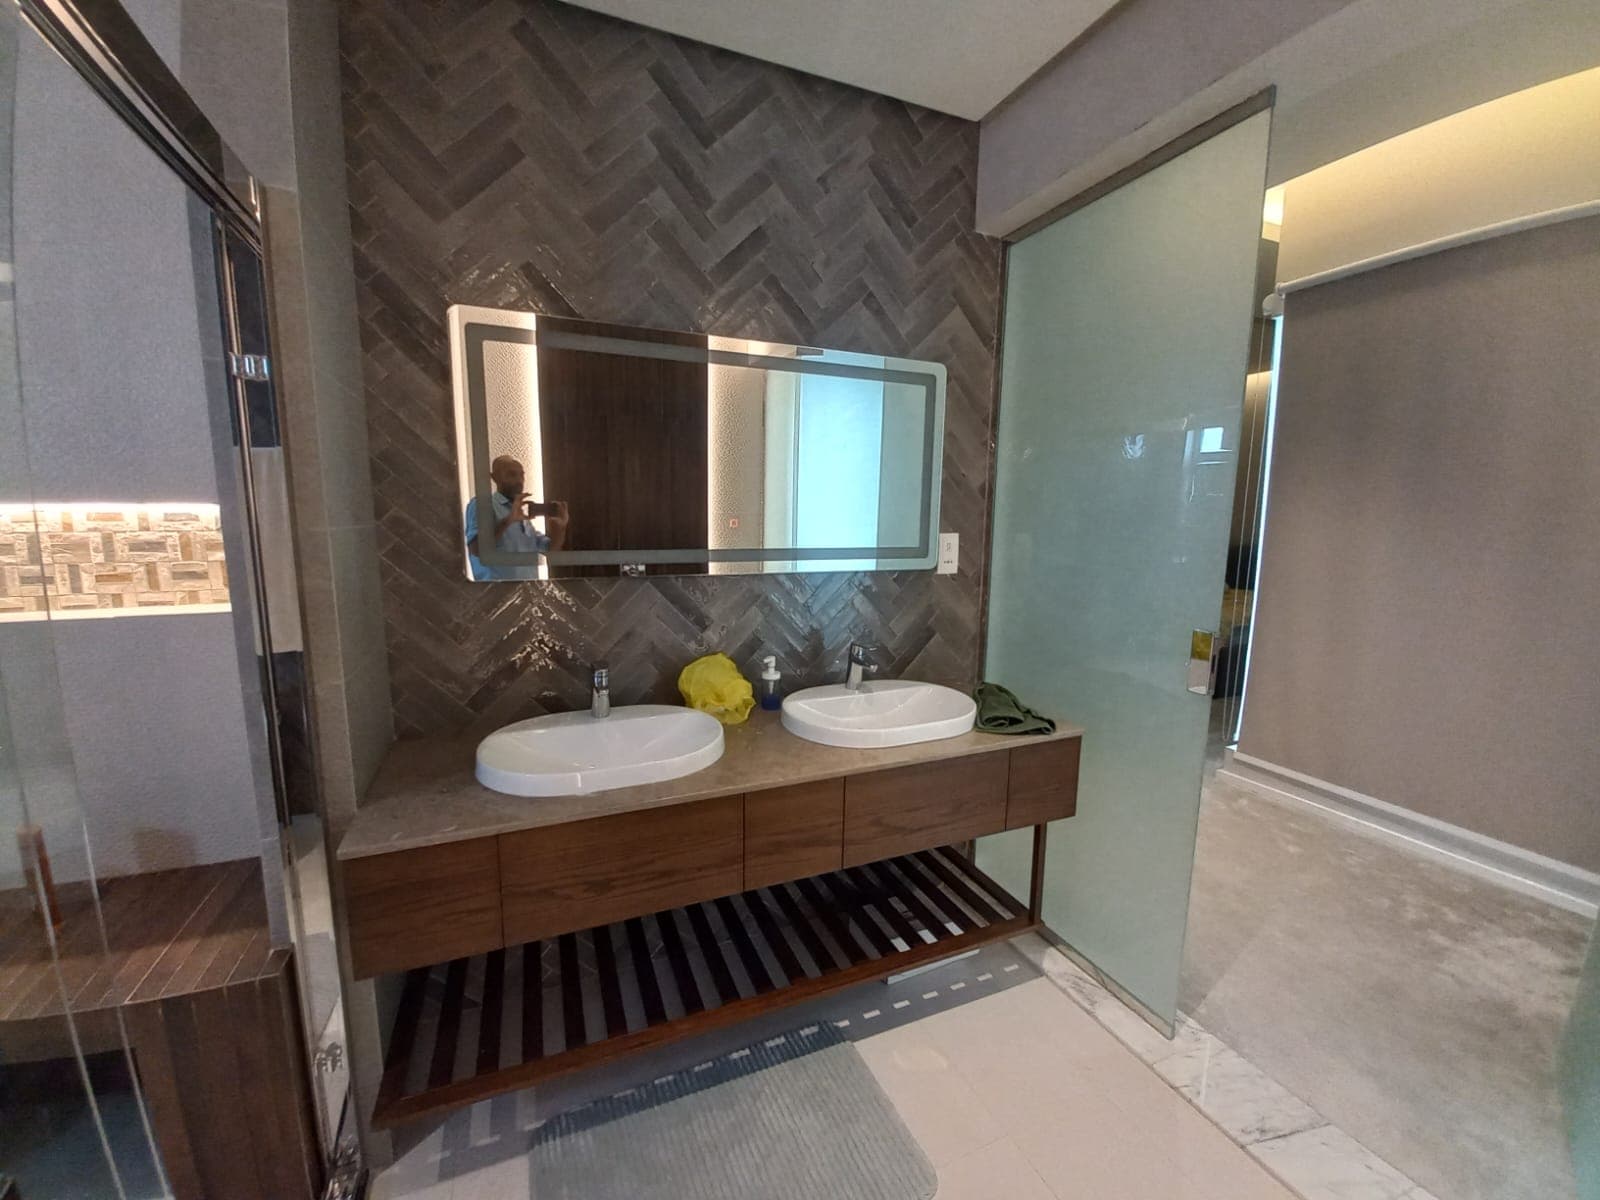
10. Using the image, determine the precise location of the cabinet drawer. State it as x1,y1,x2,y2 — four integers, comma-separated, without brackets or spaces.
1005,738,1081,829
499,796,743,943
842,755,1009,866
344,838,503,979
745,779,844,889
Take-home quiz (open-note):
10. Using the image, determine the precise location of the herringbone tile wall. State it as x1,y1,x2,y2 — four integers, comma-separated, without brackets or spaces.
339,0,1003,737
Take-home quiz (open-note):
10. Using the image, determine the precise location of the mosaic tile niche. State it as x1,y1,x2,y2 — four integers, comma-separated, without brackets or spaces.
0,504,230,618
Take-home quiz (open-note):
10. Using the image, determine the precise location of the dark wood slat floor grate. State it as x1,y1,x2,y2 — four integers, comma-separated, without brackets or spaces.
373,846,1028,1127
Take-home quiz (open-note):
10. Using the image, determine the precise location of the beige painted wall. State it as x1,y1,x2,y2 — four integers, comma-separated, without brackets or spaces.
1239,216,1600,872
1278,67,1600,283
977,0,1600,238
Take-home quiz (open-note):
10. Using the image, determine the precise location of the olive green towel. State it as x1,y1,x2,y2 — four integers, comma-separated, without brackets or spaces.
973,682,1056,736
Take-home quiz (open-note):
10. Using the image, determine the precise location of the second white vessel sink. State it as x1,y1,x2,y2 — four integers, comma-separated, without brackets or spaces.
476,704,724,797
781,679,976,749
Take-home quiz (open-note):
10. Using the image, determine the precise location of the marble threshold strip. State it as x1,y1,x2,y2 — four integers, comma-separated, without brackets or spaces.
1010,933,1438,1200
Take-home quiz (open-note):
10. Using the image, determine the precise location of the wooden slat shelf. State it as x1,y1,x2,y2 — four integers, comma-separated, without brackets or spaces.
373,845,1031,1127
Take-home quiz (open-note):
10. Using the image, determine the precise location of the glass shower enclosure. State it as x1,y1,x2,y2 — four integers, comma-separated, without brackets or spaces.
978,104,1274,1028
0,0,351,1194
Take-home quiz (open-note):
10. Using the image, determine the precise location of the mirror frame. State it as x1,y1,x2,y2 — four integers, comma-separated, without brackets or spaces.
447,304,947,577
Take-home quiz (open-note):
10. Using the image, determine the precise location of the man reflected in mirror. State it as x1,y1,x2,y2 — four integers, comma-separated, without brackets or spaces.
465,454,568,580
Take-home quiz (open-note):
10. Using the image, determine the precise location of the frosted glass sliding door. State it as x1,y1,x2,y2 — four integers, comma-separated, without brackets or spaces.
979,109,1271,1025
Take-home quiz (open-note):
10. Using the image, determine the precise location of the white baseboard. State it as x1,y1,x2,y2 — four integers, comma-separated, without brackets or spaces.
1218,751,1600,919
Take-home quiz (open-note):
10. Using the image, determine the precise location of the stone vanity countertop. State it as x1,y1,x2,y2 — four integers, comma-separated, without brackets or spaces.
337,707,1084,861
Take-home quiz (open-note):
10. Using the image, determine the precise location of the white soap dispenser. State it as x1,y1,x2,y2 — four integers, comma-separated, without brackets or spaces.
759,655,783,711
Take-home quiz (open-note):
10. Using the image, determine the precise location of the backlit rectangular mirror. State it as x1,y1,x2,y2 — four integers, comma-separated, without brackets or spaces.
448,305,946,580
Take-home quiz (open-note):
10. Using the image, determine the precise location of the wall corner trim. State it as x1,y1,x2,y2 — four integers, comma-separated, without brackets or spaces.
1221,751,1600,918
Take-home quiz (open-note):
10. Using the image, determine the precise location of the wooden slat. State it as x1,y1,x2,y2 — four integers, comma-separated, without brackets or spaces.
947,848,1028,920
767,882,847,971
520,941,544,1062
429,959,469,1089
592,926,628,1037
818,873,897,956
558,934,586,1049
656,910,704,1016
794,876,876,963
370,850,1038,1130
251,959,324,1200
912,849,1002,925
624,917,667,1027
229,974,296,1199
881,856,968,935
477,949,506,1075
685,903,739,1003
861,861,949,943
713,896,774,994
376,968,430,1110
843,866,925,948
376,910,1034,1128
739,889,808,985
123,1001,205,1200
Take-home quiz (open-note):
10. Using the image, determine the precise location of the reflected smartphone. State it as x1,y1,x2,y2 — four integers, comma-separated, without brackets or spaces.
524,501,558,518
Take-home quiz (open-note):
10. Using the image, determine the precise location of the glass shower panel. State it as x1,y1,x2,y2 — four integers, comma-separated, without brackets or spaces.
0,5,165,1195
979,110,1272,1025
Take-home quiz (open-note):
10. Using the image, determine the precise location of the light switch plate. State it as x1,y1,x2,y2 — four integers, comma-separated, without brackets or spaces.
937,532,959,575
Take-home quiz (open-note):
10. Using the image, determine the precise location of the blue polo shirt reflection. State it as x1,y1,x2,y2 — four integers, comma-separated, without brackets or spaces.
465,492,550,580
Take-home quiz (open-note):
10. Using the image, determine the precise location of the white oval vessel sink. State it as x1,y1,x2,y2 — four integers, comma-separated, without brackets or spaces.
476,704,724,797
781,680,976,749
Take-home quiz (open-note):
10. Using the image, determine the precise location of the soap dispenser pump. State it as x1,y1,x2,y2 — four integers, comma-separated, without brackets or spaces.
759,655,783,711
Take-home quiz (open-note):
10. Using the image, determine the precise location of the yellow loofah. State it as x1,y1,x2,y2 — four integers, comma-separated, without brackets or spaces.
677,652,755,726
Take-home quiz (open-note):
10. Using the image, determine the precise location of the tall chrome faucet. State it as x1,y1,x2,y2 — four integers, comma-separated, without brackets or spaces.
843,642,878,691
591,663,611,718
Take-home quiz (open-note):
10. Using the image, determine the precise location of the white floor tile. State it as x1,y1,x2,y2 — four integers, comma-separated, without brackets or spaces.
857,1023,1006,1167
933,1137,1054,1200
446,1157,532,1200
1249,1125,1417,1200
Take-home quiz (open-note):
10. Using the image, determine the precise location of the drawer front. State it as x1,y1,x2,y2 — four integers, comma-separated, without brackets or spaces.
344,838,503,979
499,795,744,943
744,778,845,890
842,755,1009,867
1005,738,1082,829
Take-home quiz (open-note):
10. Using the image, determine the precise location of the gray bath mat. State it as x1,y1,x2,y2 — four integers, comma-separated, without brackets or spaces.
529,1022,937,1200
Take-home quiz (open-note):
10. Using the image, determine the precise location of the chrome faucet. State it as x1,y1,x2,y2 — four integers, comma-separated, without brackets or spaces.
591,663,611,718
843,642,878,691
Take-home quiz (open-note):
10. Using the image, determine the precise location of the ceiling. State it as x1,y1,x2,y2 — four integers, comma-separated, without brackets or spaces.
563,0,1123,120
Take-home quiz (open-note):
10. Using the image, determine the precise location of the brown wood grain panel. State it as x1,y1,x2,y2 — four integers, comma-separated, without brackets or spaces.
498,796,743,944
535,315,709,577
344,837,503,979
252,958,323,1200
123,1002,205,1200
743,778,845,890
842,756,1009,866
1005,737,1082,829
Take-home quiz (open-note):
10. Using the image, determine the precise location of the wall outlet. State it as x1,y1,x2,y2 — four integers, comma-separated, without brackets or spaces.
937,532,959,575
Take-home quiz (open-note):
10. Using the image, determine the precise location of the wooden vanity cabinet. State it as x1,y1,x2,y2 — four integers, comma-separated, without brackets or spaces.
1005,737,1081,828
500,795,743,943
842,755,1009,866
344,737,1083,981
353,731,1084,1127
345,838,502,979
744,778,845,888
